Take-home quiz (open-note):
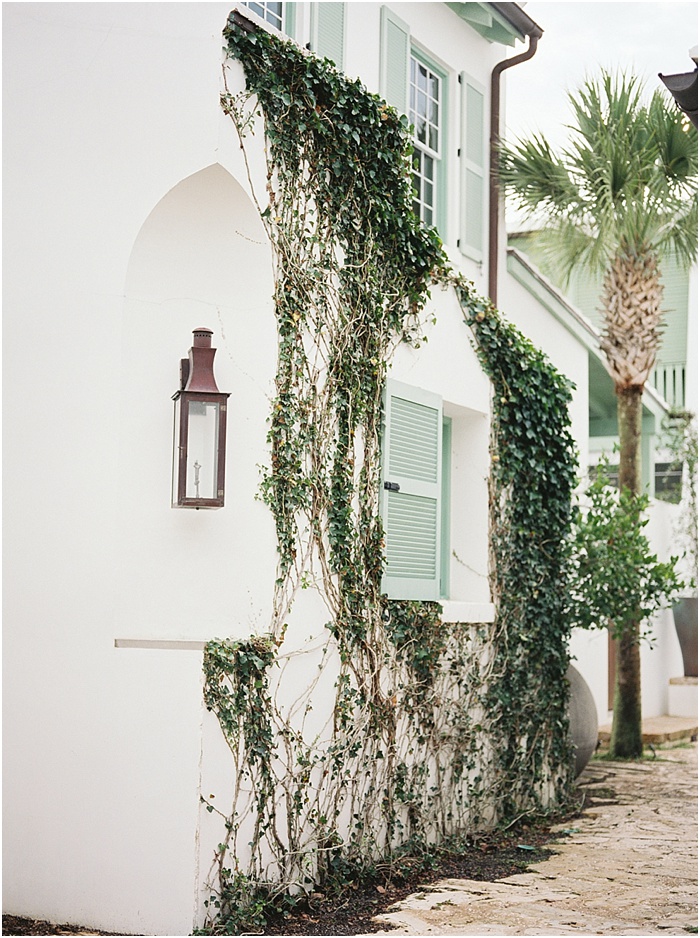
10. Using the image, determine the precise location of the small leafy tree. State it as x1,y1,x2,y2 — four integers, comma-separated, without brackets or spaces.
569,461,685,750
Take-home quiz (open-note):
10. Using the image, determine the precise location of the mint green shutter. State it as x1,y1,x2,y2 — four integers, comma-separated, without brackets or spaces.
312,3,345,68
440,416,452,599
460,73,485,261
380,6,410,114
381,380,442,601
284,2,296,38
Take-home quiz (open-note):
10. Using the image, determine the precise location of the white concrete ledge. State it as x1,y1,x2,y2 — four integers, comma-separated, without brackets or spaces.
440,601,495,623
115,605,497,650
114,639,206,651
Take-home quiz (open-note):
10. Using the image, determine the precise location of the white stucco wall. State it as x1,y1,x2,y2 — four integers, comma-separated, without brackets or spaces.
499,260,590,468
3,4,510,933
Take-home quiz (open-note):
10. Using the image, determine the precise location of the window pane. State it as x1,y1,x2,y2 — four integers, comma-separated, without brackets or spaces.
430,98,438,125
430,74,439,101
186,401,220,500
428,125,438,152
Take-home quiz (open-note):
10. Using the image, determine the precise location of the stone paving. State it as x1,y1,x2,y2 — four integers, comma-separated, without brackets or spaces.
367,744,698,937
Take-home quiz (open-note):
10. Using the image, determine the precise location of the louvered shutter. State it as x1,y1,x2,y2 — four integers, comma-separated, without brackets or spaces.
380,6,410,114
284,2,296,38
312,3,345,69
381,380,442,601
460,73,486,261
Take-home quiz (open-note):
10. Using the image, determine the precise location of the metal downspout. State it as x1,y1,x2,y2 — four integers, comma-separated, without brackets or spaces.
488,25,542,306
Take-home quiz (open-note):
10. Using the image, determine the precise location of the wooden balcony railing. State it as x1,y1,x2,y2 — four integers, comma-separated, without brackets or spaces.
652,361,686,409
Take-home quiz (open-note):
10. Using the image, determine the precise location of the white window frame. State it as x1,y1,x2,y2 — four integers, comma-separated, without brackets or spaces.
410,53,442,229
242,1,285,32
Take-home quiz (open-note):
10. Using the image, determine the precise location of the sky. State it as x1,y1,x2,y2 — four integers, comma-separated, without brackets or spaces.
503,1,698,149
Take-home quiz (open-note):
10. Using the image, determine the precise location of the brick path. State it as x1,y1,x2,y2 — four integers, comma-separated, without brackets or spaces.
367,744,698,936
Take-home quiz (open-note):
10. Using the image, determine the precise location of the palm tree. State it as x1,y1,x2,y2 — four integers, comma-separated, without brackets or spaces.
500,71,697,758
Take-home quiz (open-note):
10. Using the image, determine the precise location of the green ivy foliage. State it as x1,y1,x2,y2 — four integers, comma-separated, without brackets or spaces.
199,17,581,932
568,459,684,640
455,279,578,810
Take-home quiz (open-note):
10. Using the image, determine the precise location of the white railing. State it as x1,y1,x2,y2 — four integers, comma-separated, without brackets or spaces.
652,361,686,409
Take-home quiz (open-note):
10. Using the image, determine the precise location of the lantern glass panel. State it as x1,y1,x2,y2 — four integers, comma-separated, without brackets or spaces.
186,400,220,500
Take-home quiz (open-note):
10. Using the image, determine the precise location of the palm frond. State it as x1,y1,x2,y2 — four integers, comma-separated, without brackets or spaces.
502,69,698,275
500,134,578,217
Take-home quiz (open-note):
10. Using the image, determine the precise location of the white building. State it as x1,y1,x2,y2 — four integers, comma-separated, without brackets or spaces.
3,3,687,933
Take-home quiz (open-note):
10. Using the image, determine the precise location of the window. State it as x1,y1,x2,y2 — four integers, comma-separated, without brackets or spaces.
243,1,284,30
379,7,447,236
410,55,441,227
655,462,683,503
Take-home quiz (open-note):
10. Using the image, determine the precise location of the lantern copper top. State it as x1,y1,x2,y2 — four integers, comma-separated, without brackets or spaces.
184,327,220,393
192,327,214,348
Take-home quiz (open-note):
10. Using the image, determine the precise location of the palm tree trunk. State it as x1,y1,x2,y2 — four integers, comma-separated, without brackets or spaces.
601,251,663,760
610,384,644,758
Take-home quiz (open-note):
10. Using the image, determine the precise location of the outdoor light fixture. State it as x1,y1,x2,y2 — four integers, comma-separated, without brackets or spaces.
172,327,229,509
659,46,698,128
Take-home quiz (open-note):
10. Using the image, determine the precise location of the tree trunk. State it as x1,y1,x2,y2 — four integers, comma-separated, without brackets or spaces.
610,384,644,758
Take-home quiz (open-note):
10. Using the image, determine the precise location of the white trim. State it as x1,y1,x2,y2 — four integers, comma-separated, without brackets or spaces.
440,601,495,623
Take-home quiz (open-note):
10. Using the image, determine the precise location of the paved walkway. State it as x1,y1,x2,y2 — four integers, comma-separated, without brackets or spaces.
367,743,698,936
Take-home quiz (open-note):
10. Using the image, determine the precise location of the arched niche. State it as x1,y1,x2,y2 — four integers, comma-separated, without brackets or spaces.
116,162,278,637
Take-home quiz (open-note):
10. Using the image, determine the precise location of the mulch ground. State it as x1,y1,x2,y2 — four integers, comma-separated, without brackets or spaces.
2,797,587,937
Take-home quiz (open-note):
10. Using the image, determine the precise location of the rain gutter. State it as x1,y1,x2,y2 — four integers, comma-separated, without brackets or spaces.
488,3,543,306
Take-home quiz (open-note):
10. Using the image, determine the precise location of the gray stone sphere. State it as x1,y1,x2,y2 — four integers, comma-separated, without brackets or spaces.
567,664,599,776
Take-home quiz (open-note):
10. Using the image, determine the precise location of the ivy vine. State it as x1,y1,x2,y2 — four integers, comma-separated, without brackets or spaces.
456,281,578,812
199,17,579,933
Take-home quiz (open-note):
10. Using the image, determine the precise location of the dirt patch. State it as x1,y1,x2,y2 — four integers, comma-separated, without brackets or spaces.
1,916,126,936
263,826,558,936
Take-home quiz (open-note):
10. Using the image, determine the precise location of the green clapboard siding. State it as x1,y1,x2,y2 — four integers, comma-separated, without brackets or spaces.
382,380,442,601
312,3,345,68
380,6,410,114
509,233,690,372
658,260,689,363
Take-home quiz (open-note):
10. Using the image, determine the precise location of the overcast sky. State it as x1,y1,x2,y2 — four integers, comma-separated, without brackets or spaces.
504,1,698,149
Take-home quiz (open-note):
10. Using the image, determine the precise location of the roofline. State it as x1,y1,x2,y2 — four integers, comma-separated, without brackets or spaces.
488,2,544,40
